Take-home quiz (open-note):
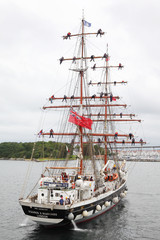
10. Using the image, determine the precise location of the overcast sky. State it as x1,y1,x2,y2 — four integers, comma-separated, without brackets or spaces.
0,0,160,146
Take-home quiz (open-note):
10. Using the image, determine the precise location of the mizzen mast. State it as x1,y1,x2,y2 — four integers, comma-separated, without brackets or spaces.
104,46,109,165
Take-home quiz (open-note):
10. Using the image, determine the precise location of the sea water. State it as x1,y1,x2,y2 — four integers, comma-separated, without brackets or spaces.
0,160,160,240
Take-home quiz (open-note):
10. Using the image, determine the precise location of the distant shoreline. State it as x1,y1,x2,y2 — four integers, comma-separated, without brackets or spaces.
0,158,160,162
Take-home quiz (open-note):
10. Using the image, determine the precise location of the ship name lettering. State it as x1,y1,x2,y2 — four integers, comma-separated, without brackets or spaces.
28,210,39,214
39,215,48,218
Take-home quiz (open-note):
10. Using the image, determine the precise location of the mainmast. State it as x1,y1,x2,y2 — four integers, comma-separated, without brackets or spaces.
79,18,85,175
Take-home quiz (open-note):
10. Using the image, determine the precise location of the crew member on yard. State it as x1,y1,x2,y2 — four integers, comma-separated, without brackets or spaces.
39,129,43,137
62,95,67,102
114,132,118,139
92,63,96,70
140,138,143,146
49,129,54,138
90,55,95,62
100,92,103,100
91,94,96,101
102,53,108,59
50,95,55,103
59,57,64,64
110,93,113,102
67,32,71,39
72,56,76,63
88,80,92,85
118,63,123,70
129,133,133,140
132,138,135,145
71,95,74,100
96,28,103,37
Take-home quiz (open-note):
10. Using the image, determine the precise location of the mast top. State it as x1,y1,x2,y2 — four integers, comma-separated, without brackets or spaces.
82,9,84,20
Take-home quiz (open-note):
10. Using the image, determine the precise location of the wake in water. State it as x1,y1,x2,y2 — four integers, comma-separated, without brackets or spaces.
19,217,30,227
71,220,92,232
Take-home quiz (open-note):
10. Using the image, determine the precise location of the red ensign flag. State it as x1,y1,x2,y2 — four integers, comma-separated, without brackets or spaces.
68,110,93,130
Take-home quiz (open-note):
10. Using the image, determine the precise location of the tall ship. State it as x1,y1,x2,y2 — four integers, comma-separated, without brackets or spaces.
19,16,145,228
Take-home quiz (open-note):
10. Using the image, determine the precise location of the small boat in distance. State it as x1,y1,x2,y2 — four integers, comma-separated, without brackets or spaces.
19,15,145,228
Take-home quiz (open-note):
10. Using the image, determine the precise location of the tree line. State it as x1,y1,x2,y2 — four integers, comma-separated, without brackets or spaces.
0,141,106,160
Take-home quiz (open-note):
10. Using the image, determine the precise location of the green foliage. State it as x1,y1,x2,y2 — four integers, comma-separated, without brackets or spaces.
0,141,107,160
0,141,70,159
0,142,33,159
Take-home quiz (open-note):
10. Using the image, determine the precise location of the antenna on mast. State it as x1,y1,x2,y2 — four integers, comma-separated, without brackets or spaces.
106,43,108,54
82,9,84,20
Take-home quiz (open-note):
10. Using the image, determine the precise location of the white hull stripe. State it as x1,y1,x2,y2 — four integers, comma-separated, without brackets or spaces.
28,216,63,225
